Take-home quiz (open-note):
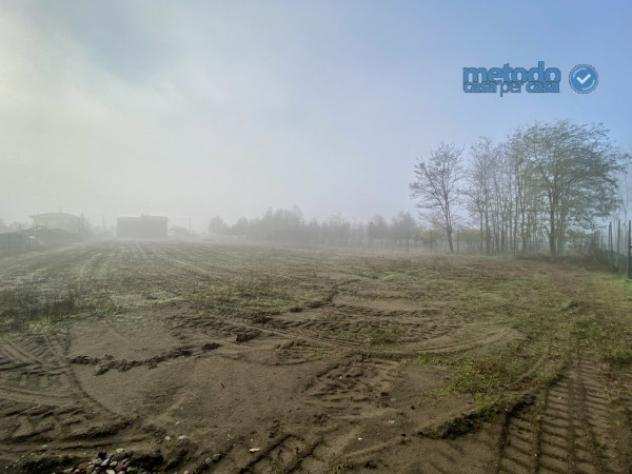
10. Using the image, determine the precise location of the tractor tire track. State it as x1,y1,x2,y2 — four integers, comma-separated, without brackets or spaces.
495,359,621,474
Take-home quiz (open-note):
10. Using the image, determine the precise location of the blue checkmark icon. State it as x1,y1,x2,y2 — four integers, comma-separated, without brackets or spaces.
569,64,598,94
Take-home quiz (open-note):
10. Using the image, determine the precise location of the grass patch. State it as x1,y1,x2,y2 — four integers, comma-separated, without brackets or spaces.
191,277,330,319
366,327,400,345
0,284,82,331
447,350,529,395
567,274,632,367
411,266,573,405
421,267,632,407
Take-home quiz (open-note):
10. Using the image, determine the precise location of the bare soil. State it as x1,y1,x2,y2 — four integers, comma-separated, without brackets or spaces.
0,241,631,473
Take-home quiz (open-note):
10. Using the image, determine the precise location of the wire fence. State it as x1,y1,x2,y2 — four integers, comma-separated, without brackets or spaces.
592,220,632,278
306,223,632,280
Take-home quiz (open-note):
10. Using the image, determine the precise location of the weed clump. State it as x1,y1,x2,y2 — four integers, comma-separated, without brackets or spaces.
0,285,81,331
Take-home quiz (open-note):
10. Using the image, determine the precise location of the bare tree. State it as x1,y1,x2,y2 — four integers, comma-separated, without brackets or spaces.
410,143,463,252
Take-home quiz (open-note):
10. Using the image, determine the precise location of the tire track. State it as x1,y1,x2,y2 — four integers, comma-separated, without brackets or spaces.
495,359,621,474
0,334,150,458
613,370,632,472
305,356,400,420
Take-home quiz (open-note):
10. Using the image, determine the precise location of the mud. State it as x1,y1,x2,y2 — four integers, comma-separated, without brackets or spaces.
0,241,630,473
69,343,220,376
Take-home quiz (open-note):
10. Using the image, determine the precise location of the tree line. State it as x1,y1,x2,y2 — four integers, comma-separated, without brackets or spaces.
208,208,475,248
411,120,630,257
208,120,629,257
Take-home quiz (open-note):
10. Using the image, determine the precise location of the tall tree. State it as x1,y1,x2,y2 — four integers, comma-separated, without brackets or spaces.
520,121,624,257
466,138,496,254
410,143,463,252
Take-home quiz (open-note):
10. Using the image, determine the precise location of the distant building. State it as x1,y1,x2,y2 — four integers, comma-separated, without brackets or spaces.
31,212,85,235
117,215,168,239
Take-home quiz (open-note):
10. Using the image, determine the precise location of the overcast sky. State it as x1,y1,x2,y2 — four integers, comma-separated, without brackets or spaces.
1,0,631,229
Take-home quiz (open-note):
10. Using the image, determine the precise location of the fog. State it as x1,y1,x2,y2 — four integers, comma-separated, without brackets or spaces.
1,1,631,231
2,5,632,470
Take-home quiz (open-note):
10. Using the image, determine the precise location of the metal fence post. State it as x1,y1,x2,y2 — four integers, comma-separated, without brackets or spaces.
617,220,621,271
628,220,632,279
609,222,613,268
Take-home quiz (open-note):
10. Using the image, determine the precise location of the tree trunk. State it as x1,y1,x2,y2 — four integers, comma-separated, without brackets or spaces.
479,213,484,253
548,208,557,258
446,224,454,253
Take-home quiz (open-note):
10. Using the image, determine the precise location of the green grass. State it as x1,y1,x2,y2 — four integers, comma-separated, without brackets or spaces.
569,274,632,367
413,264,632,410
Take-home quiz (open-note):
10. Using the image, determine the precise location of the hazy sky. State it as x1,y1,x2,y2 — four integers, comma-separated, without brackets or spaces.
1,0,631,229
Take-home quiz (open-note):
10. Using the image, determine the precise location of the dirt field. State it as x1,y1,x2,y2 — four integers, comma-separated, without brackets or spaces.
0,241,631,473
